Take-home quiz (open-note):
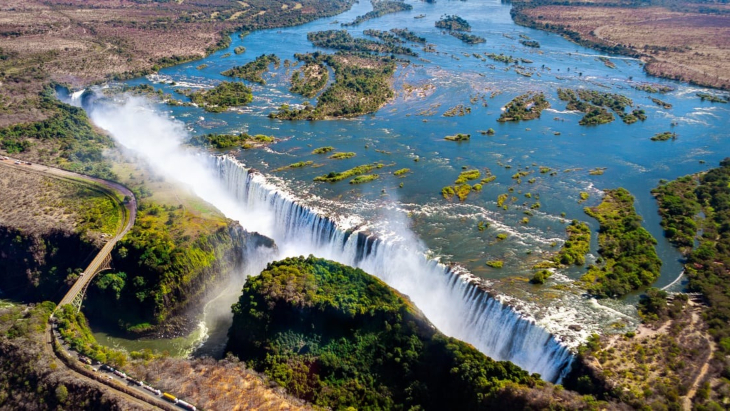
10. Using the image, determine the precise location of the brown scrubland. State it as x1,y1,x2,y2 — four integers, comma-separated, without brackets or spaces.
128,356,311,411
512,0,730,90
0,0,353,126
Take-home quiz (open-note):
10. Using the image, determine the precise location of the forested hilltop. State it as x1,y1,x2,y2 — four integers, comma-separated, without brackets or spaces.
226,256,595,410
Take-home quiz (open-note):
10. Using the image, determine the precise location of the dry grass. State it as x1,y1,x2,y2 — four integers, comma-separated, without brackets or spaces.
586,299,713,407
517,3,730,90
128,356,311,411
0,0,354,127
0,162,116,242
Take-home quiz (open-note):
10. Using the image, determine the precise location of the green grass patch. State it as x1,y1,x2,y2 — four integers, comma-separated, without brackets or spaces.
314,164,378,182
350,174,379,184
329,152,356,159
312,146,334,154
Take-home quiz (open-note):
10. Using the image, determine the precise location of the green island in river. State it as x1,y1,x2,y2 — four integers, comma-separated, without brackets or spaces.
226,256,582,409
1,0,730,408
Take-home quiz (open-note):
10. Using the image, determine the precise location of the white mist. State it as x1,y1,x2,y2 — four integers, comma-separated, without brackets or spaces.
87,95,572,382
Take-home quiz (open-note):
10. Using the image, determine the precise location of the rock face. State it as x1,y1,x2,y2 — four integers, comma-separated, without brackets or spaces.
0,221,275,337
0,226,99,302
226,256,538,410
84,223,276,336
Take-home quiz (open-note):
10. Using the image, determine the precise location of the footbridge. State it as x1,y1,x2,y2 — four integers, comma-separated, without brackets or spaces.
0,157,136,312
57,181,136,312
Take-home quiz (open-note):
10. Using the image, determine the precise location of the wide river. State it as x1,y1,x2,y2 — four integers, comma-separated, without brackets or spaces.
94,0,729,357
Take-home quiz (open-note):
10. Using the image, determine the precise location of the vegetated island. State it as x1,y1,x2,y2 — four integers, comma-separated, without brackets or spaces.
390,28,427,44
651,97,673,109
183,81,253,113
435,15,485,44
441,168,492,202
450,32,487,44
520,40,540,48
531,220,591,284
306,29,417,56
633,83,674,94
289,55,329,98
188,132,275,150
341,0,413,27
313,163,381,183
697,92,728,103
510,0,730,91
273,161,314,172
225,256,583,410
364,29,404,45
498,92,550,122
444,133,471,141
650,131,677,141
558,88,646,125
222,54,281,85
270,51,397,120
312,146,334,154
435,15,471,31
486,53,518,64
581,188,661,297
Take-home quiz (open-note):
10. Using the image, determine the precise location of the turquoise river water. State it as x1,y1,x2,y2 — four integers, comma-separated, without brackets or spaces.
89,0,729,360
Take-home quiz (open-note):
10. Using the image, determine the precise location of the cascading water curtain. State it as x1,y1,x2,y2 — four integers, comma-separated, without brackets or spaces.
214,155,574,382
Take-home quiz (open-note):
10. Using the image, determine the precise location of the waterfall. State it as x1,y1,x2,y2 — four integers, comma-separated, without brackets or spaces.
215,155,574,383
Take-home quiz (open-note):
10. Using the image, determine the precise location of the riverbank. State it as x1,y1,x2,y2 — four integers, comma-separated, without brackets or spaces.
0,0,356,128
510,0,730,91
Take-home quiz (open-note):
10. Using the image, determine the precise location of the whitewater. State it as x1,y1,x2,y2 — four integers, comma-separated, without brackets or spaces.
83,95,573,382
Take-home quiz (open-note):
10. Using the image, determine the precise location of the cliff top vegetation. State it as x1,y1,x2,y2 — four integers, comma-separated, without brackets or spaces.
226,255,593,410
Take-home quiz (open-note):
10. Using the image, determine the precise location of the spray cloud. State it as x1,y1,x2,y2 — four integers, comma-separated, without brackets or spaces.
85,94,573,382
